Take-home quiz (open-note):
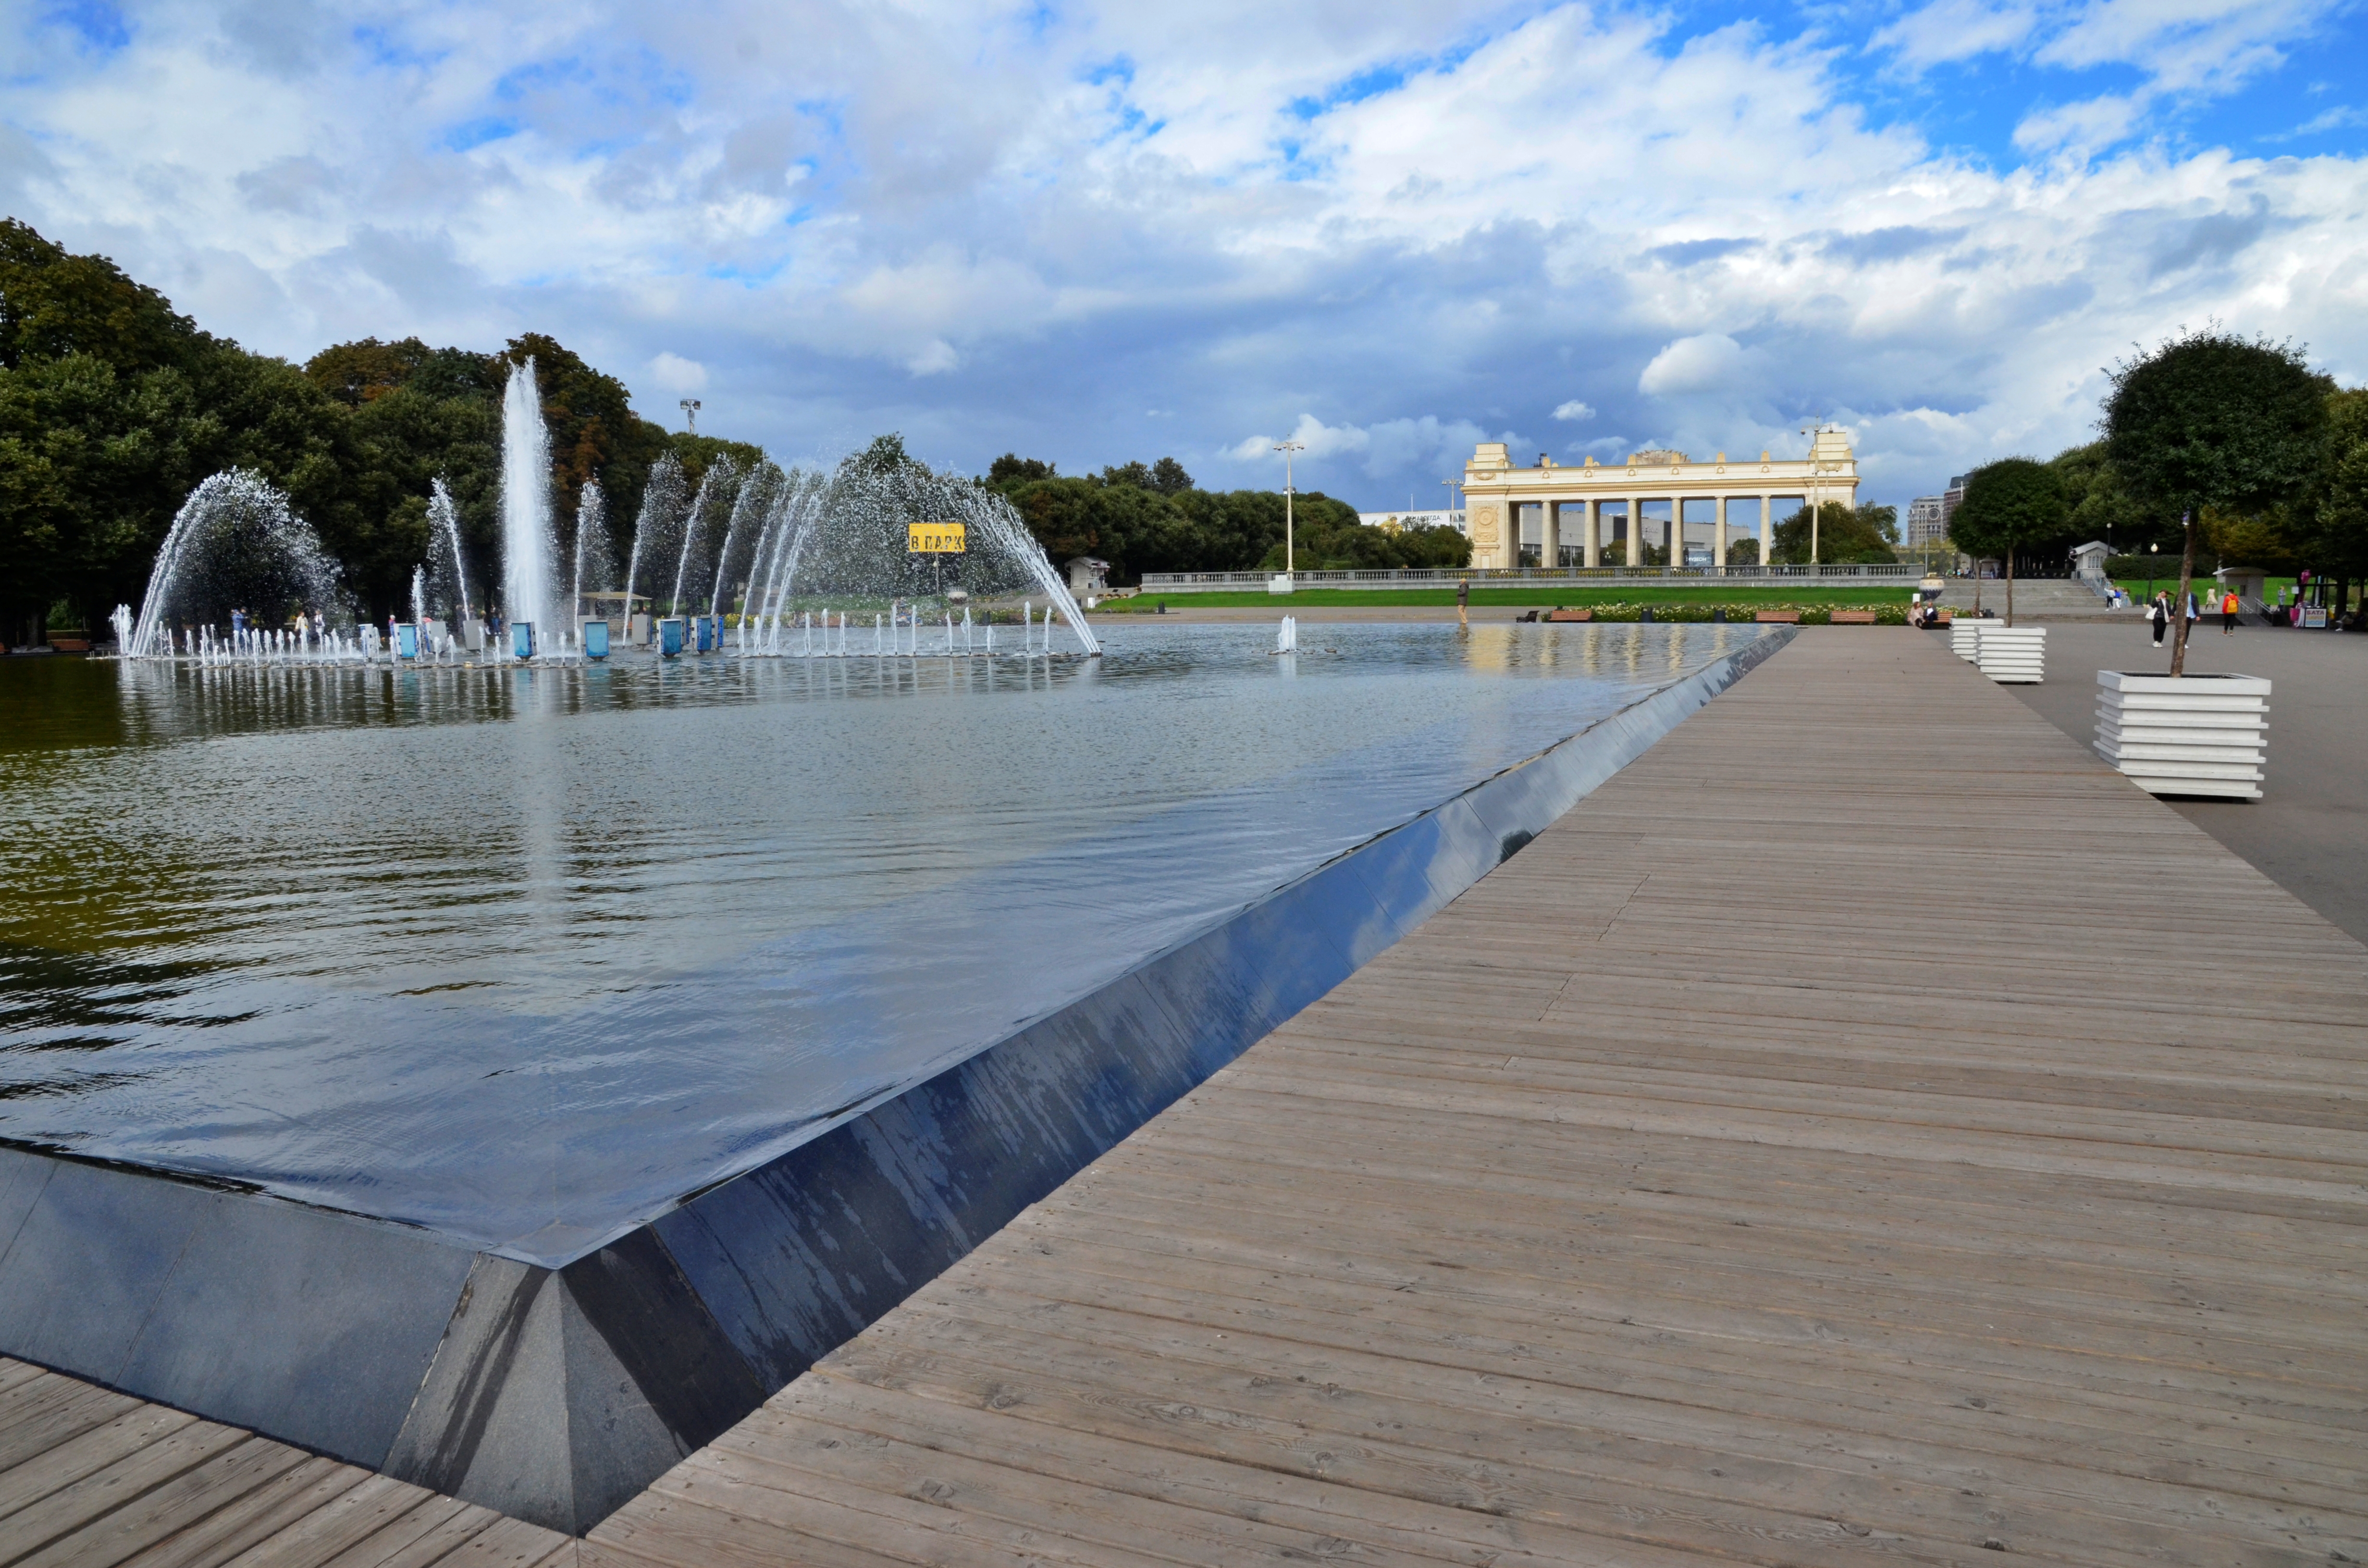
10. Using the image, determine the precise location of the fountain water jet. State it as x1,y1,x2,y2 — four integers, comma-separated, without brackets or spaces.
500,359,558,638
127,470,344,658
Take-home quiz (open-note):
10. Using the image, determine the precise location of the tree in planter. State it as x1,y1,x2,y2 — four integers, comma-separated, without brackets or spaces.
1948,459,2065,626
2104,329,2330,674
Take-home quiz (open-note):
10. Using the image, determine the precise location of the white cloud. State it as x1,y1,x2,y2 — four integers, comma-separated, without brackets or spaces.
648,352,708,392
1873,0,2040,70
1639,335,1748,397
0,0,2361,519
1225,413,1369,465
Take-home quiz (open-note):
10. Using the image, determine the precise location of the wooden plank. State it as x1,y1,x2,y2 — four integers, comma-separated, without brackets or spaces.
413,1517,573,1568
9,1439,309,1568
222,1475,441,1568
0,1424,253,1565
0,1406,198,1525
111,1458,370,1568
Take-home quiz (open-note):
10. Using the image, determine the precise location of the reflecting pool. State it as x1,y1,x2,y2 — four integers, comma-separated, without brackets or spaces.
0,622,1764,1259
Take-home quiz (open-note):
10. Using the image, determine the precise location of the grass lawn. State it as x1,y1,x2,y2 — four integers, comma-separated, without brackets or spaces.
1095,585,1912,612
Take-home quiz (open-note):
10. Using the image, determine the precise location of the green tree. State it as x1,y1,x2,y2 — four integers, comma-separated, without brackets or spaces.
1949,458,2066,625
1770,501,1897,565
2104,329,2331,673
986,453,1057,485
0,219,205,375
2049,441,2159,554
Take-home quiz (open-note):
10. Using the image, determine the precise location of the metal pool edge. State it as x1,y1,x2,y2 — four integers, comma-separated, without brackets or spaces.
0,626,1791,1534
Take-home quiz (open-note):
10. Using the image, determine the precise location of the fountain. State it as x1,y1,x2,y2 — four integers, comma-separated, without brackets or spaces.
667,457,739,619
425,479,476,645
572,480,609,633
621,453,687,639
500,357,558,639
126,470,345,658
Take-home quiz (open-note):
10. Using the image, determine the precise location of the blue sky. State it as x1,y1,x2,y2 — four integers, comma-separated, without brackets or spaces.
2,0,2363,511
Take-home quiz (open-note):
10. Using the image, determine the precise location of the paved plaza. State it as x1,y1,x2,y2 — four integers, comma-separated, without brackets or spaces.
2002,620,2368,945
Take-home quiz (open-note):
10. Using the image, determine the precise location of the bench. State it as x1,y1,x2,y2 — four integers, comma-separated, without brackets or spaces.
1828,611,1877,625
1544,609,1593,622
1753,611,1801,624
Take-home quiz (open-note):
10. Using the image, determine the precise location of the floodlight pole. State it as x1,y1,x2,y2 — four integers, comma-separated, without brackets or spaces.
1274,441,1305,576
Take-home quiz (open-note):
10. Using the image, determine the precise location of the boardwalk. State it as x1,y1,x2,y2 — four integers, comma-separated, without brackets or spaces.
0,1356,571,1567
6,629,2366,1567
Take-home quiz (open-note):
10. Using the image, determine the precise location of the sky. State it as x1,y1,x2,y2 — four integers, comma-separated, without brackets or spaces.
3,0,2364,512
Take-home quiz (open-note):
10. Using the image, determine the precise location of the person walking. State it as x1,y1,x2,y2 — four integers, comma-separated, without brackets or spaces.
2221,588,2240,636
2149,593,2170,649
1455,576,1470,629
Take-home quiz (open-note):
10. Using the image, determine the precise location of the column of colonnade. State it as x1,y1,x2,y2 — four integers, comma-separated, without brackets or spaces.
1501,490,1789,572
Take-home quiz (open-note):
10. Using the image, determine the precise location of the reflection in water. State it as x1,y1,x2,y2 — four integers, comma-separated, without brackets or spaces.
0,623,1760,1260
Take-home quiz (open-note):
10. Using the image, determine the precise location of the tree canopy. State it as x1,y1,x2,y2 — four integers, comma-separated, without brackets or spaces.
2104,329,2330,519
0,220,756,643
983,454,1467,582
1770,501,1897,564
1949,459,2066,561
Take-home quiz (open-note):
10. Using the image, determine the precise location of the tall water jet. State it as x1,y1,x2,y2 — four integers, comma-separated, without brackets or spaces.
426,479,474,628
711,461,781,626
573,481,610,632
128,470,344,658
669,457,740,617
500,359,557,636
622,453,689,634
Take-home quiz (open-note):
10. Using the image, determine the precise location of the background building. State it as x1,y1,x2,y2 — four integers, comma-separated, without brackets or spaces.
1906,495,1946,547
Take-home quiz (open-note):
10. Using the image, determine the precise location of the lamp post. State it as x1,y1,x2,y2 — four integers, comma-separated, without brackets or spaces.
1800,422,1820,567
679,398,701,434
1274,441,1305,578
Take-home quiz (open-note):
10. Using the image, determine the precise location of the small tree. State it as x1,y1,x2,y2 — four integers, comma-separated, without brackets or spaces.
2104,329,2329,674
1949,459,2066,626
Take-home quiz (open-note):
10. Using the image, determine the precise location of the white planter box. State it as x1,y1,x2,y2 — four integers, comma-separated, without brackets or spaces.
2094,671,2270,800
1948,619,1993,661
1976,626,2046,683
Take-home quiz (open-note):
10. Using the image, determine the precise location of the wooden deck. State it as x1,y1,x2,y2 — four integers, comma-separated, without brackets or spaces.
0,1355,572,1567
6,629,2365,1567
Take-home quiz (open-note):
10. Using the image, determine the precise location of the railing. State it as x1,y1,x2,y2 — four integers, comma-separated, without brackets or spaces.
1137,564,1932,591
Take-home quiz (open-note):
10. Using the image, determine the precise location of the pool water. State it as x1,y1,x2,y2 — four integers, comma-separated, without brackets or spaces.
0,622,1760,1260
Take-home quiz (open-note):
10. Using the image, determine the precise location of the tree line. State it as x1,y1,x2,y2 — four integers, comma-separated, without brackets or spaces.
1949,329,2366,667
982,455,1470,581
0,219,1469,645
0,219,780,646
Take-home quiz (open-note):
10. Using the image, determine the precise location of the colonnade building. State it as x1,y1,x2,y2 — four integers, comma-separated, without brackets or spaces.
1457,429,1860,571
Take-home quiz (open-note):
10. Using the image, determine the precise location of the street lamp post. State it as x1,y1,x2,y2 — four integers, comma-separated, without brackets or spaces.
1800,422,1820,567
1274,441,1305,578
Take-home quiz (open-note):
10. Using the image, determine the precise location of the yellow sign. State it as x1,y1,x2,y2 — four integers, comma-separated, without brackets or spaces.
907,522,966,554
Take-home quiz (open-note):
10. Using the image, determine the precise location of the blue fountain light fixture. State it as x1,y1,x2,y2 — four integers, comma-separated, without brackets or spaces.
659,616,687,657
511,620,535,660
582,619,610,659
694,615,716,653
395,622,421,660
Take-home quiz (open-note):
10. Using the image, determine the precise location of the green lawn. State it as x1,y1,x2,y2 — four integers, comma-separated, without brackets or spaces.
1094,584,1912,612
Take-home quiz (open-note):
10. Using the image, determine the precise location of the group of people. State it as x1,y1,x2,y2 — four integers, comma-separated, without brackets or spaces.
2144,588,2245,648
